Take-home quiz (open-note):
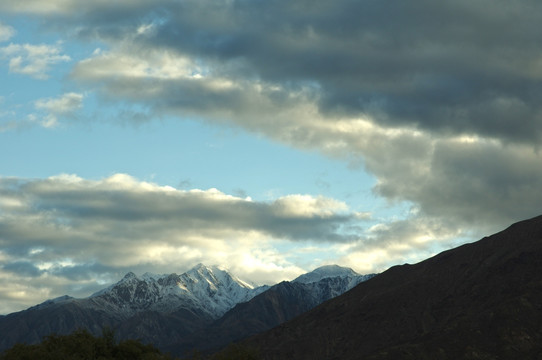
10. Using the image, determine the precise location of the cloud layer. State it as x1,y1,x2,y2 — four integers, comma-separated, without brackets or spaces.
0,42,70,79
41,0,542,234
2,0,542,312
0,22,15,42
0,174,371,312
36,0,542,145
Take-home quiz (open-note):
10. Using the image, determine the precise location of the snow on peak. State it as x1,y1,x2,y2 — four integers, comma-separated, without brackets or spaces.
293,265,359,284
88,264,266,319
179,263,265,317
141,272,163,281
291,265,376,302
34,264,372,321
122,271,137,280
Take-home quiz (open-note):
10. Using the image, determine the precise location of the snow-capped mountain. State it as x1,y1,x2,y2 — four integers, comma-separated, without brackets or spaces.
293,264,359,283
173,266,376,354
0,263,375,356
290,265,376,310
294,264,375,291
86,263,268,318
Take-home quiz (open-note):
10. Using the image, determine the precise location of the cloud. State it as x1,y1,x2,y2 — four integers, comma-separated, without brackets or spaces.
42,0,542,247
0,173,369,312
3,0,542,312
336,216,466,274
364,133,542,235
59,1,542,232
0,42,70,79
0,0,83,15
49,0,542,145
34,92,84,127
0,0,151,15
0,92,84,131
2,261,44,277
0,22,15,42
9,173,357,243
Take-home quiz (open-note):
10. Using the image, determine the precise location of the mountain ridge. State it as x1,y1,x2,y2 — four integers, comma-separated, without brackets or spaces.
0,263,372,355
173,267,376,355
243,214,542,359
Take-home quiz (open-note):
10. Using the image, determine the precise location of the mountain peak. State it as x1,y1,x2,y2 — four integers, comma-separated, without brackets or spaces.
122,271,137,280
293,264,359,284
191,263,209,271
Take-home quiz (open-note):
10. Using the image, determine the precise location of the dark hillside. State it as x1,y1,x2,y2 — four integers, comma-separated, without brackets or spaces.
245,215,542,359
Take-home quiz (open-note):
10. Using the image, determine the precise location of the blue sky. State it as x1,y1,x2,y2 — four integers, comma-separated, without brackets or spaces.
1,0,542,314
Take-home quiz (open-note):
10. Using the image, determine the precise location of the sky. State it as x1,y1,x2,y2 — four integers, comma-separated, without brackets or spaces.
1,0,542,314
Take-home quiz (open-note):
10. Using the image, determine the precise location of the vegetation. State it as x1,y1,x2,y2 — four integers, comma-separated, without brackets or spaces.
205,344,260,360
0,329,260,360
0,328,174,360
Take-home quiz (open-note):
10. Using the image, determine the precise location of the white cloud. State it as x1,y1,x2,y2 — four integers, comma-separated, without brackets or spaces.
0,42,70,79
0,0,152,15
74,49,201,81
0,173,372,312
337,217,466,274
271,194,348,218
35,93,83,114
33,92,84,127
0,22,15,42
0,0,80,15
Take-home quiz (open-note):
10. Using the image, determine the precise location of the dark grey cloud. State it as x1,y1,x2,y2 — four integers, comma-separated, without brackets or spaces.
61,1,542,236
42,0,542,144
367,135,542,236
2,261,44,277
49,262,113,281
420,141,542,229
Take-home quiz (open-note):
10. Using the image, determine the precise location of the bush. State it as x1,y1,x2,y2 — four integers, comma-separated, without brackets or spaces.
0,328,175,360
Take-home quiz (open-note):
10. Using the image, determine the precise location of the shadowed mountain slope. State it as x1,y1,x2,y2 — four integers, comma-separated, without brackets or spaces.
245,215,542,360
171,267,374,356
0,264,259,352
0,264,372,356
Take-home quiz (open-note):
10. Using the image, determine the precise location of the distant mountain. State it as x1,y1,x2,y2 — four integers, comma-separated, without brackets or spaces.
293,264,363,284
0,264,266,352
174,265,375,355
244,215,542,360
88,264,267,319
0,263,373,355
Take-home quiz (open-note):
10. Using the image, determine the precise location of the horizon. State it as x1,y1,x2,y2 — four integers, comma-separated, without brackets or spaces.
2,0,542,314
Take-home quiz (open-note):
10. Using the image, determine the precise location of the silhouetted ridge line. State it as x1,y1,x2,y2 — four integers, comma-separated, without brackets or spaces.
244,214,542,360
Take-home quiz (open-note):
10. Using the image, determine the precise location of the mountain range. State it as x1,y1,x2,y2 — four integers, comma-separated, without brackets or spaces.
243,214,542,359
0,263,373,356
4,215,541,359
